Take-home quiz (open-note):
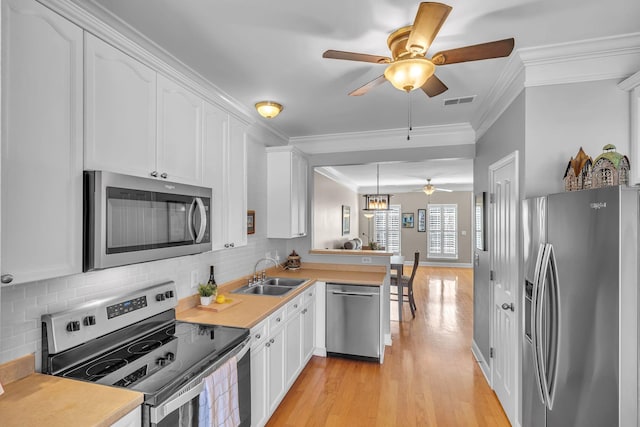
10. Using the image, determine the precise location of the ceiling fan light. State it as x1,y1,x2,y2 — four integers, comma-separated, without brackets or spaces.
384,57,435,92
423,184,435,195
255,101,283,119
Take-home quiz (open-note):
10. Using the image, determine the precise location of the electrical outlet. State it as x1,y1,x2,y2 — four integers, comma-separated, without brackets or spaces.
362,257,372,264
191,270,198,288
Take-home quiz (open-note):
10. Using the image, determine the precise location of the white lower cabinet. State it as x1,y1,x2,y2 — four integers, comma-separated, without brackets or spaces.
250,285,316,427
110,406,141,427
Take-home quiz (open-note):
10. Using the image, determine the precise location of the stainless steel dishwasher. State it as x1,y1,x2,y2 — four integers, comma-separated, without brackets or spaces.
326,283,380,360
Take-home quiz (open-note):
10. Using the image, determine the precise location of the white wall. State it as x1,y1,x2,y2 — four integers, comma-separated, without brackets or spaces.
0,137,287,368
525,79,630,198
312,171,360,249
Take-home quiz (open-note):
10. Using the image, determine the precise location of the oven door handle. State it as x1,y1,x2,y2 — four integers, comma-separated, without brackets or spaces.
149,336,251,424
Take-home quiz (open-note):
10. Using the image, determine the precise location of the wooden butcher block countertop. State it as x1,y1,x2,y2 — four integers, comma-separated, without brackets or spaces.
177,262,386,329
0,355,143,427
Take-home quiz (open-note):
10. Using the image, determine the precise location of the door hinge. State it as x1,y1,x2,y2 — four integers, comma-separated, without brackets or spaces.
490,347,495,358
490,270,495,281
489,193,495,204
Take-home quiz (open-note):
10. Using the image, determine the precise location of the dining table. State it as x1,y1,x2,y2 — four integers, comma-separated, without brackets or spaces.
390,255,405,321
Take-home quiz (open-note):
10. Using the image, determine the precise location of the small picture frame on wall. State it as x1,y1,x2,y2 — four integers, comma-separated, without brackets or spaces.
247,210,255,235
417,209,426,232
402,212,414,228
342,205,351,235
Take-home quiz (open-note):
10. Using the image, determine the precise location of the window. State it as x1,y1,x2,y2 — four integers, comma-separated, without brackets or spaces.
373,205,401,254
427,204,458,259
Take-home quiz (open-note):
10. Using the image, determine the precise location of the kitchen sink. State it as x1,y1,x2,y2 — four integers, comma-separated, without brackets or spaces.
232,284,294,297
262,277,307,287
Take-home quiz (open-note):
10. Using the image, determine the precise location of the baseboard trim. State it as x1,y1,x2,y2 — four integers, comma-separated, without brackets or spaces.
471,339,492,387
313,347,327,358
414,261,473,268
384,333,392,346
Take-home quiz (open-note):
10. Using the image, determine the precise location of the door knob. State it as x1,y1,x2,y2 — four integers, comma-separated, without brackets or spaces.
501,302,515,312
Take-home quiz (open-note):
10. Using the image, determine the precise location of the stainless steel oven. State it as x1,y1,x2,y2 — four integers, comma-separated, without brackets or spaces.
84,171,211,271
42,282,250,427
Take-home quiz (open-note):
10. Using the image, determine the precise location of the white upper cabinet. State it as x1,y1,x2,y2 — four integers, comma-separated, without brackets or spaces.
1,0,83,285
84,33,157,178
85,36,203,186
267,147,308,238
203,102,247,249
156,74,203,185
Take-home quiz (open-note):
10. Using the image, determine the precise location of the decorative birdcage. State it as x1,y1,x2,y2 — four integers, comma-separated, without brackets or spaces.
591,144,630,188
563,147,592,191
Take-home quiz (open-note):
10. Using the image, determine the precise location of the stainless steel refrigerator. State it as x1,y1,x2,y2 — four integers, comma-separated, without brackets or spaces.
522,186,638,427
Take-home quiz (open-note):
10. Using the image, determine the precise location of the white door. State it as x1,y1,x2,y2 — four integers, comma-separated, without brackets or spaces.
489,151,519,424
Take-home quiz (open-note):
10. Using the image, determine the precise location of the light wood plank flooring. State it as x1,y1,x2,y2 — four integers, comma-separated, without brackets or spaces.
266,266,510,427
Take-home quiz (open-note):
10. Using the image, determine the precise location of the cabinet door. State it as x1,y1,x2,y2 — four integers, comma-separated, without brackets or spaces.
285,312,302,387
202,102,228,251
156,74,203,185
293,151,308,237
226,116,247,248
302,299,315,362
84,33,157,178
250,342,268,427
1,0,83,284
267,327,285,414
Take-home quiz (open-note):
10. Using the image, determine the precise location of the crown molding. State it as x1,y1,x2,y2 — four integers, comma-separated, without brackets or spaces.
314,167,360,193
37,0,288,145
474,33,640,140
619,70,640,91
289,123,476,155
520,33,640,87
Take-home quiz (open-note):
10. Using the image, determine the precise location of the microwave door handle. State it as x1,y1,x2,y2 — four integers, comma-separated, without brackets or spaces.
187,200,196,241
193,197,207,243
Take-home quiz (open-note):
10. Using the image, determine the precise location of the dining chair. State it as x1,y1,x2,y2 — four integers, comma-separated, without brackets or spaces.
390,251,419,318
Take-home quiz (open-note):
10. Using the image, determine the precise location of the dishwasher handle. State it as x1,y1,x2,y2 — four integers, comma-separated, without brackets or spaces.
331,290,377,297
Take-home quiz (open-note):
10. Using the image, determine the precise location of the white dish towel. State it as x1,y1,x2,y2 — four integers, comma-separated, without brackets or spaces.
198,355,241,427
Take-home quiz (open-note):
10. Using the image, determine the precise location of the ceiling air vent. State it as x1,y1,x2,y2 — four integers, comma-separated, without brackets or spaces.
443,95,476,106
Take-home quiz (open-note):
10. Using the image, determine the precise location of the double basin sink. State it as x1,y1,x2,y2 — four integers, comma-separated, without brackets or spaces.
231,277,308,297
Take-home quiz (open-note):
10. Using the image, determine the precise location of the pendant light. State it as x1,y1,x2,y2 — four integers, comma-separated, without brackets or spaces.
362,164,391,215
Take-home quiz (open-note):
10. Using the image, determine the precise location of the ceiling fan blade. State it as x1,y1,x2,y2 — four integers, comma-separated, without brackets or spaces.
323,50,391,64
421,74,448,97
431,38,515,65
406,2,453,55
436,187,453,192
349,75,387,96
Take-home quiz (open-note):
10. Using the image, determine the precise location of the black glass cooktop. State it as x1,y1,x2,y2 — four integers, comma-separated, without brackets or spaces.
59,320,248,398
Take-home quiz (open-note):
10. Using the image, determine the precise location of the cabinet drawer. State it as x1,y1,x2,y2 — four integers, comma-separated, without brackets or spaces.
286,294,303,316
269,307,287,331
250,319,268,348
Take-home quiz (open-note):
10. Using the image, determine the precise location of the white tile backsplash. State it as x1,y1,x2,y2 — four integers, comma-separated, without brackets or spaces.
0,234,286,369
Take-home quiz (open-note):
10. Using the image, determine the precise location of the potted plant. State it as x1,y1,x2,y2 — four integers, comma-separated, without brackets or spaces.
198,283,217,306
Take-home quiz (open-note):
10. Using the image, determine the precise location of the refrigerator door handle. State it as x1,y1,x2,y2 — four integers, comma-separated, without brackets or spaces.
536,243,552,408
546,243,560,410
531,243,547,405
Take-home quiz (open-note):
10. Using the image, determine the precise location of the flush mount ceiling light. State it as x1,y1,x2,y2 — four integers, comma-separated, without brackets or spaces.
255,101,283,119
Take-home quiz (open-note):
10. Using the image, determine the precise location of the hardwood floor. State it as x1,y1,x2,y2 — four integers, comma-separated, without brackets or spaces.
266,267,510,427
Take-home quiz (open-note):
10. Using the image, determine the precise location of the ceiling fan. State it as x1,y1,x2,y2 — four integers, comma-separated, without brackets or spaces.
322,2,515,97
421,179,452,195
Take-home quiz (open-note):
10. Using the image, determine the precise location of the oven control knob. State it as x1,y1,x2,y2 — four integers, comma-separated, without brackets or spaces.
164,290,174,299
66,321,80,332
83,316,96,326
165,352,175,362
156,293,166,302
156,357,167,367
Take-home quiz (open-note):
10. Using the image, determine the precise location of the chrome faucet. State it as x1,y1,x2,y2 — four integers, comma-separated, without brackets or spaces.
253,257,279,285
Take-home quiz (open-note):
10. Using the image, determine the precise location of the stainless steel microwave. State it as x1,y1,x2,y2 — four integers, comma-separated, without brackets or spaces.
83,171,211,271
